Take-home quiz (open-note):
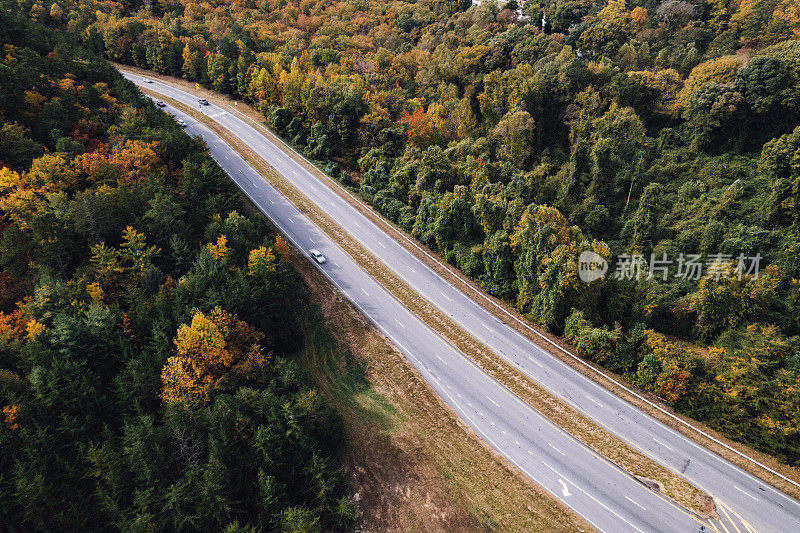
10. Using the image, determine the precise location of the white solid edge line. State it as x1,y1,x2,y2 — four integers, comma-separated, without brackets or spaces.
541,461,645,533
194,87,776,520
437,387,611,533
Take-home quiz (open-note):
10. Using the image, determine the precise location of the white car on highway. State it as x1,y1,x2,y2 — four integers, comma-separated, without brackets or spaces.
309,249,326,264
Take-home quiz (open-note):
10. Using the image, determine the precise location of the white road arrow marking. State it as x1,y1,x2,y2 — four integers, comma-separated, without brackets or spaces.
559,479,571,497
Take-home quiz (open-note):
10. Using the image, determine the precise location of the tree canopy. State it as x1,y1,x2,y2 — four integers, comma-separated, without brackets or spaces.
0,8,353,530
5,0,800,476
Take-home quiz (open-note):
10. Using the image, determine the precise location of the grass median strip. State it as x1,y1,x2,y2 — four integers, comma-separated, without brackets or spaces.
142,86,716,519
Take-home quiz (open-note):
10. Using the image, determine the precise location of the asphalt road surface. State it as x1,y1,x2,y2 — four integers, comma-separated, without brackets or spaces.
124,71,800,533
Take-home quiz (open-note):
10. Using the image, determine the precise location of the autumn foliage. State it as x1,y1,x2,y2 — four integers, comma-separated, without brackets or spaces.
273,235,290,260
0,11,352,530
161,308,266,404
247,245,278,278
2,0,800,522
206,234,228,261
2,404,20,431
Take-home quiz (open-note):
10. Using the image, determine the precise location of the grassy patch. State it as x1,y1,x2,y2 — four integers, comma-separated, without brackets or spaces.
132,82,590,531
298,313,404,437
208,81,800,502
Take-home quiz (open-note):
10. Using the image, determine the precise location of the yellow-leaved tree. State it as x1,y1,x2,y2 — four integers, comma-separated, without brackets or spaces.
248,245,278,279
161,308,266,405
207,234,229,261
90,226,160,291
675,56,741,110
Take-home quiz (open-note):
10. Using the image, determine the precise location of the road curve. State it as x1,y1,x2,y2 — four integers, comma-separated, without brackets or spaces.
124,71,800,533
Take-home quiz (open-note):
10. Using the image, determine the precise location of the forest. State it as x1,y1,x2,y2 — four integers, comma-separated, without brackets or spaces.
35,0,800,466
6,0,800,473
0,7,355,530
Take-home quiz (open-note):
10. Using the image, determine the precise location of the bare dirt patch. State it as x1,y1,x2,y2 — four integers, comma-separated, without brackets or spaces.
129,73,590,530
212,94,800,503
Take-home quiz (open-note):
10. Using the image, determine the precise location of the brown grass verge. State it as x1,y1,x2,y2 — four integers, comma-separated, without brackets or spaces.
222,113,590,532
137,83,716,520
287,249,591,532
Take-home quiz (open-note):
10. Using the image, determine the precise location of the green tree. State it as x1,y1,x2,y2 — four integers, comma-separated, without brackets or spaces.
492,110,536,166
622,182,664,253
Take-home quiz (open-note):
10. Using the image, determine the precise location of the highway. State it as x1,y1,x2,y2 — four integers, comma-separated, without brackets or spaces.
124,71,800,532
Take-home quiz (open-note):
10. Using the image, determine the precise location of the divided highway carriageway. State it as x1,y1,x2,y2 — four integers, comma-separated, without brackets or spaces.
123,71,800,533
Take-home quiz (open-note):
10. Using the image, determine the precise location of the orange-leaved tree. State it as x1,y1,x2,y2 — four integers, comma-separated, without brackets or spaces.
2,404,20,431
161,307,266,405
0,309,27,341
273,235,290,261
638,329,698,404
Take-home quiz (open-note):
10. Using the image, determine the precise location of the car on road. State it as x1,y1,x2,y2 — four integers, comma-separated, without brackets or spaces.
156,100,166,107
143,77,153,83
309,249,326,264
176,118,187,128
198,98,210,106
